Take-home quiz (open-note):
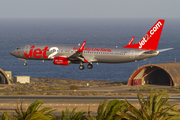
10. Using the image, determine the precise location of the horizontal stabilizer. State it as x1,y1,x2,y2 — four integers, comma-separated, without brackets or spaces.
157,48,173,52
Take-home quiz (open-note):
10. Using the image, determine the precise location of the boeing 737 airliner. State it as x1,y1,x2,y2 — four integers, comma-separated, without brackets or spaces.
10,19,172,70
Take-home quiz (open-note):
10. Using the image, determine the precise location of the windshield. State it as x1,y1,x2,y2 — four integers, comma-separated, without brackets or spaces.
16,47,21,50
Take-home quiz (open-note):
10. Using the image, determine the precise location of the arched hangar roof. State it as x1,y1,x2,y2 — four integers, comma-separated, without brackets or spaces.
127,63,180,86
0,68,10,84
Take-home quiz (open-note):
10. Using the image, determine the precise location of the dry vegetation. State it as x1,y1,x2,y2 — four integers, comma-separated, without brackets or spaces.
3,78,180,96
0,78,127,96
129,85,180,96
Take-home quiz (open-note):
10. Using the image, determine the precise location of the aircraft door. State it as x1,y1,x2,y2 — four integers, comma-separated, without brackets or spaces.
24,45,31,54
20,46,23,56
130,50,135,59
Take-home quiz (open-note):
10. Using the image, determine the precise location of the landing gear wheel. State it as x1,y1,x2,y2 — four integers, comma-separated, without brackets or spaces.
79,65,85,70
24,62,27,66
87,64,93,69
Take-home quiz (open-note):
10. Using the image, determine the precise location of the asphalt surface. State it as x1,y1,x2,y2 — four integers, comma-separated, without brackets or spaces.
0,85,180,116
0,96,180,103
0,85,177,104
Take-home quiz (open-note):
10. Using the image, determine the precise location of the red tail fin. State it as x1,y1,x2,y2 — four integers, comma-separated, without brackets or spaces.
123,19,165,50
77,41,86,52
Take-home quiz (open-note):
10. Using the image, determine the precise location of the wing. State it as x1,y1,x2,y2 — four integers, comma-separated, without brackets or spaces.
68,41,89,63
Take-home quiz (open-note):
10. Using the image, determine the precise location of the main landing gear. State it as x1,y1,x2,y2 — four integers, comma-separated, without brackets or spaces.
79,65,85,70
79,63,93,70
87,63,93,69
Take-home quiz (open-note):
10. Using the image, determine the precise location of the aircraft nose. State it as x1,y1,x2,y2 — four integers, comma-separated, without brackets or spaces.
10,51,15,56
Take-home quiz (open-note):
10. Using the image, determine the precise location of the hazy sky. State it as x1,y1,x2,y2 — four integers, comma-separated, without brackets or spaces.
0,0,179,18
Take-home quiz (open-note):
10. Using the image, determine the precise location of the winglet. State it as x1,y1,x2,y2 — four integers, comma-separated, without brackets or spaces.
128,36,135,45
123,36,135,48
77,41,86,52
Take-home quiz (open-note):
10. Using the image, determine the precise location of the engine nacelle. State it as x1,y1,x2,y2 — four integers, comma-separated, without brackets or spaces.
53,57,70,66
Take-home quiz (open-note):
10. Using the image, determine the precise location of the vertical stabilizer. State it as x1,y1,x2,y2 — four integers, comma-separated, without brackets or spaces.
123,19,165,50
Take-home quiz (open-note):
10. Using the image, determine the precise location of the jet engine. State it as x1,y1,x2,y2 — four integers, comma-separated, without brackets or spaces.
53,57,70,65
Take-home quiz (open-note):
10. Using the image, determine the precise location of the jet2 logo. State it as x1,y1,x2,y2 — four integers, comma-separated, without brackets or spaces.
139,34,150,49
48,47,59,59
150,21,162,36
24,46,59,59
24,46,49,58
139,21,162,49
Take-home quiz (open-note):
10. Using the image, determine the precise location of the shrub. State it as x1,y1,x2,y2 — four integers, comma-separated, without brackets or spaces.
69,85,79,90
17,92,26,95
81,92,90,96
46,91,54,95
4,92,11,95
118,89,180,119
61,106,86,120
118,83,123,86
10,100,56,120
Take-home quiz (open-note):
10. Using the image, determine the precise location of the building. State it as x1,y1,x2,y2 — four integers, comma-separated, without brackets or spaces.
0,69,10,84
13,76,30,84
127,63,180,86
4,71,12,80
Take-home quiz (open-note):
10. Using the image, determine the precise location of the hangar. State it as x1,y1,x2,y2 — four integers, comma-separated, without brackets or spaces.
0,69,10,84
127,63,180,86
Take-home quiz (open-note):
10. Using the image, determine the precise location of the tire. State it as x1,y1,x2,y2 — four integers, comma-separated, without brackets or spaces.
79,65,85,70
87,64,93,69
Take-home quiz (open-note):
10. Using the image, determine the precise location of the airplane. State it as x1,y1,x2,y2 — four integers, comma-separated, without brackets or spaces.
10,19,173,70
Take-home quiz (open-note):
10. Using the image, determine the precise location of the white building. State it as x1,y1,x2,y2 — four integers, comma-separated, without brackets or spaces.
13,76,30,84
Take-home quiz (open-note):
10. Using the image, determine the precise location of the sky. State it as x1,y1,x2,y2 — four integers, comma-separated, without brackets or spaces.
0,0,180,19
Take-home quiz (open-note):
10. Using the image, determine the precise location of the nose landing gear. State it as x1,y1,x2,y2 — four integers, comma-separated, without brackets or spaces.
23,62,27,66
18,59,27,66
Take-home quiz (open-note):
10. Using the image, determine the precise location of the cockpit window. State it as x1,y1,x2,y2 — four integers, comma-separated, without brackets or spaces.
16,47,21,50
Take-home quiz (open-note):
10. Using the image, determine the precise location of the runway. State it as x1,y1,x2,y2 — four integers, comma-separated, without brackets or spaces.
0,96,180,103
1,96,180,114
